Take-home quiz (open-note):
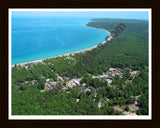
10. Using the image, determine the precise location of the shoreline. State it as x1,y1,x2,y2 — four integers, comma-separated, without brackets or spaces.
12,28,113,67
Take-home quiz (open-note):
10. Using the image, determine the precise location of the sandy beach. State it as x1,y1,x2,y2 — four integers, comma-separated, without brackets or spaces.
12,28,113,68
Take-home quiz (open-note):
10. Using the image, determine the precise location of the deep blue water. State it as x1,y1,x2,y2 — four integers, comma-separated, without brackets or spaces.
12,17,109,64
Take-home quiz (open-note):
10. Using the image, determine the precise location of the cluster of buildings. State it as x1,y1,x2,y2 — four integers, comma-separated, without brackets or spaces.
22,67,140,94
108,68,123,78
45,79,58,90
92,68,140,86
92,68,123,86
42,68,140,96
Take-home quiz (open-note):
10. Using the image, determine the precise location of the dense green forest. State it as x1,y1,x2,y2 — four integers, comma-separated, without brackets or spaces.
12,18,149,115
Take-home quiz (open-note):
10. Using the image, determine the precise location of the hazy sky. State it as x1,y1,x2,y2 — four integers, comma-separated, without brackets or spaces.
11,10,149,20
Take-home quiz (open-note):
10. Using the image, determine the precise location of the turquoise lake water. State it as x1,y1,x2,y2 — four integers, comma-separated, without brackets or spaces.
12,17,109,64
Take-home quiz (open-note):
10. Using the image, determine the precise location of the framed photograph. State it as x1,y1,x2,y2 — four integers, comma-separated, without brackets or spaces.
9,8,152,120
0,0,159,128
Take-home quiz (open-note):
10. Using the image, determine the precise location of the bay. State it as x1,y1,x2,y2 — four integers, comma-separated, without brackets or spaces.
11,17,109,64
